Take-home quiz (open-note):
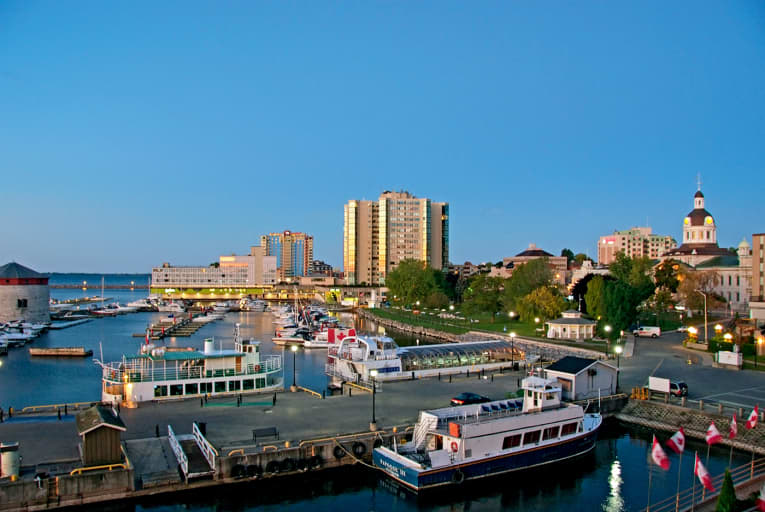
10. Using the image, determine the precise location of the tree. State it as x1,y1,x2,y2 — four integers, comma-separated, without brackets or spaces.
385,259,437,305
517,287,565,323
677,269,723,312
461,274,505,322
561,248,575,263
715,469,736,512
574,253,592,265
502,258,554,312
609,252,633,283
585,276,607,320
424,290,450,309
654,259,681,292
652,287,676,315
603,280,642,332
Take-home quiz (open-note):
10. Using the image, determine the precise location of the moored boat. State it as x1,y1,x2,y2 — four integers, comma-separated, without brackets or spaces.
373,376,602,491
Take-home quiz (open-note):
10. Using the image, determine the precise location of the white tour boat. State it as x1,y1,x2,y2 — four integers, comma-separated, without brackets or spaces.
374,376,602,491
98,324,282,404
158,301,186,313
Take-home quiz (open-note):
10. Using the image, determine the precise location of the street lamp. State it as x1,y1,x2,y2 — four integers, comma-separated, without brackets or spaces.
695,290,708,344
757,338,764,368
449,305,454,311
510,332,516,365
290,345,298,391
509,311,516,320
714,324,723,338
370,369,378,431
614,345,623,392
604,325,612,355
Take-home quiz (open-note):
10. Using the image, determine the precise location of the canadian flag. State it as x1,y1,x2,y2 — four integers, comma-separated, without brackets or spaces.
756,482,765,511
729,413,738,440
695,453,715,492
666,427,685,454
651,435,670,470
706,422,723,445
747,406,759,430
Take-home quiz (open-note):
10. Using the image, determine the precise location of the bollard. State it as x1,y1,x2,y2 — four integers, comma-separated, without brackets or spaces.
438,372,441,381
411,371,415,381
349,387,352,397
449,375,452,383
739,408,744,419
273,393,277,406
477,371,480,380
718,403,723,415
64,404,67,415
155,424,160,437
699,400,704,411
57,408,61,420
322,390,326,399
491,374,494,383
8,407,12,417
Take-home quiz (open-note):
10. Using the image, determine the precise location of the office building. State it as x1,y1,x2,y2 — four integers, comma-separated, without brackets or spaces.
343,190,449,285
598,227,676,265
260,231,314,282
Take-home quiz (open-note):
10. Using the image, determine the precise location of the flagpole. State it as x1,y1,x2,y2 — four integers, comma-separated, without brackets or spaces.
729,443,733,469
690,452,697,512
675,451,683,512
702,444,710,500
647,459,654,512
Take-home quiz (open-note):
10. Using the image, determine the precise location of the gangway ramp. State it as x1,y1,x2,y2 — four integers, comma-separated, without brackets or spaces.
168,423,217,481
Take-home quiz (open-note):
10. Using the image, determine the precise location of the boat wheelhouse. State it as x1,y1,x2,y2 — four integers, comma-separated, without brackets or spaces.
99,324,282,404
326,335,523,386
373,376,602,491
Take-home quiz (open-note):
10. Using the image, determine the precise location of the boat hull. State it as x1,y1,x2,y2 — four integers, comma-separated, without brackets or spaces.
373,428,599,491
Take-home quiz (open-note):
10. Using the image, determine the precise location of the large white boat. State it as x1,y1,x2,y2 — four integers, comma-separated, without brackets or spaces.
158,301,186,313
127,297,156,310
303,327,356,349
326,335,522,386
373,376,602,491
98,324,283,404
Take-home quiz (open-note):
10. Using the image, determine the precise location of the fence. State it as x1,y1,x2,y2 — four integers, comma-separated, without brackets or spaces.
167,425,188,477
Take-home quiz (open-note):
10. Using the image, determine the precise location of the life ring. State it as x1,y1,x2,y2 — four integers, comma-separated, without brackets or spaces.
333,445,346,459
452,469,465,484
254,365,261,373
352,441,367,457
450,441,459,452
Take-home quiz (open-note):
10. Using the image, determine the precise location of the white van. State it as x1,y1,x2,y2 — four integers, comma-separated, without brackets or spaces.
633,326,661,338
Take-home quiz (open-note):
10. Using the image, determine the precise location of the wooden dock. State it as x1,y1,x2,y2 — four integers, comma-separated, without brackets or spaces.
29,347,94,357
132,316,207,340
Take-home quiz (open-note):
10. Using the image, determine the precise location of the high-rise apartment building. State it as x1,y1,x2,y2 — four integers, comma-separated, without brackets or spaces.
259,231,314,282
751,233,765,326
598,227,676,265
344,190,449,285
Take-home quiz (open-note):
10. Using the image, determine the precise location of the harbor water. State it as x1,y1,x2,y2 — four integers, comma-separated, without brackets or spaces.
0,286,753,511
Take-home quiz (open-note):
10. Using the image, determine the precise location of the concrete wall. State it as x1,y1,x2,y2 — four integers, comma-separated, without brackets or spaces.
0,284,50,323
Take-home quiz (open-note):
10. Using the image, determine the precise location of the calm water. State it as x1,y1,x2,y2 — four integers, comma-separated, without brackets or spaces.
1,288,751,511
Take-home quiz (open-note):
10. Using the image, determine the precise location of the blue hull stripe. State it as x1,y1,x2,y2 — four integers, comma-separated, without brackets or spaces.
374,429,599,491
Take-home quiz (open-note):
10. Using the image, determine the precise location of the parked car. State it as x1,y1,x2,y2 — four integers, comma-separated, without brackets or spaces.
677,326,689,333
450,392,491,406
669,381,688,397
633,326,661,338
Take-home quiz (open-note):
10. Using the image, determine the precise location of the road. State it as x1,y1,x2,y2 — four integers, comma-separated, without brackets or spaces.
619,330,765,410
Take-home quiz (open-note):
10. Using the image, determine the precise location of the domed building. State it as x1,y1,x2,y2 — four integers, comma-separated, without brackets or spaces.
663,189,730,265
0,262,50,323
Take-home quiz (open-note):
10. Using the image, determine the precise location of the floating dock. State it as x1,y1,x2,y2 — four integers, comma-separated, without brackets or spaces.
29,347,94,357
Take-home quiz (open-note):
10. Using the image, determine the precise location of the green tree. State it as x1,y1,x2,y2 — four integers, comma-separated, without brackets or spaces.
561,248,575,263
715,469,736,512
574,253,592,265
609,252,633,283
385,259,437,305
517,287,565,323
603,280,642,333
462,274,505,322
502,258,553,312
654,259,681,292
424,290,450,309
585,275,607,320
677,269,723,312
652,287,676,315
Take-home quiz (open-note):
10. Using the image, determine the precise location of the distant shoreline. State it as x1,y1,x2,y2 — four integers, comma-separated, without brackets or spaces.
50,284,150,289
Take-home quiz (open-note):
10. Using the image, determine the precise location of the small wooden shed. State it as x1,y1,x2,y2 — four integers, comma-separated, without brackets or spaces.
75,405,126,466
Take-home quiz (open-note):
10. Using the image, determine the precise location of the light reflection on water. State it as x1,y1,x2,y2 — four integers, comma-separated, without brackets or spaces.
604,458,625,512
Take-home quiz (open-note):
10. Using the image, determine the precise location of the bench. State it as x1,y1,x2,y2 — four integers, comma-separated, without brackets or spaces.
252,427,279,442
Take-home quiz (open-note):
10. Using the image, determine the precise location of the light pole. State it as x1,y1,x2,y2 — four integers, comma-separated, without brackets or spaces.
290,345,298,391
604,325,612,355
370,369,378,431
614,345,622,392
510,332,516,366
757,337,764,368
695,290,708,344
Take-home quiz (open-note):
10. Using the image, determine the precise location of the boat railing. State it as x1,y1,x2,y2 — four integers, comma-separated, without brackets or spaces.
434,404,525,428
102,357,282,384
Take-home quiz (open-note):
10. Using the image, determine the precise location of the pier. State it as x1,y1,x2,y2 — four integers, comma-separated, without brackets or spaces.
28,347,93,357
131,316,206,340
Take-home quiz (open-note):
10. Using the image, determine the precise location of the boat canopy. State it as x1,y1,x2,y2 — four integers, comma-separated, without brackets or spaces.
397,340,522,372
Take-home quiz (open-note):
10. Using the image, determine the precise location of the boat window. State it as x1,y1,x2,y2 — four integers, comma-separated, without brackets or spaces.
561,423,578,436
214,381,226,393
170,384,183,396
243,379,254,390
185,383,199,395
502,434,522,449
542,426,559,441
527,390,533,397
153,385,168,398
256,377,266,389
523,431,541,445
229,380,241,391
200,382,212,394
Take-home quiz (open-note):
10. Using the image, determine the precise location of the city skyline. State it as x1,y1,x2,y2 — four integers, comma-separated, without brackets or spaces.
2,2,764,272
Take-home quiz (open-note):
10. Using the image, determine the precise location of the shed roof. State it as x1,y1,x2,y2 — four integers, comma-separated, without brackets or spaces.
545,356,599,375
0,262,44,279
76,405,126,436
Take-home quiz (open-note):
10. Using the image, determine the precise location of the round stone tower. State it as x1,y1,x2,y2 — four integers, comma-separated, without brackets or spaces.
0,262,50,323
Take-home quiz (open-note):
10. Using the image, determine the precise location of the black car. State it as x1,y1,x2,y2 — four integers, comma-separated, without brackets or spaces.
450,392,491,406
669,381,688,397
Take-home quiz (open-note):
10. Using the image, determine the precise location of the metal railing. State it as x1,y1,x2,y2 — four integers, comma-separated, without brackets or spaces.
168,425,189,477
193,422,217,470
643,457,765,512
21,401,97,413
103,356,282,384
69,463,127,475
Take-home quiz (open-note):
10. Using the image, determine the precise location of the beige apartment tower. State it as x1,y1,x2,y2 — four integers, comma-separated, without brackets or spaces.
344,190,449,285
598,227,676,265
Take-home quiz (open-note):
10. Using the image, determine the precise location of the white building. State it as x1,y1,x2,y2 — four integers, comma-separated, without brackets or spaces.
546,310,597,341
544,356,618,400
152,246,277,289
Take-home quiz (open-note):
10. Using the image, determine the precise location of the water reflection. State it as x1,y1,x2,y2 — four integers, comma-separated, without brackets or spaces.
603,459,625,512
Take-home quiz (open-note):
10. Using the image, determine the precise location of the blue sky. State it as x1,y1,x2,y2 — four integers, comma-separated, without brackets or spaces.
1,1,764,273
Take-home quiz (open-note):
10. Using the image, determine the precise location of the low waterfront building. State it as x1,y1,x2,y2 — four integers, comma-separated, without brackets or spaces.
544,356,618,400
0,262,50,324
598,227,676,265
75,405,126,466
546,310,597,341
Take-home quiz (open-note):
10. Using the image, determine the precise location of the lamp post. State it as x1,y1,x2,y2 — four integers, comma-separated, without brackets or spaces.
614,345,622,392
370,369,378,431
695,290,708,344
604,325,612,355
510,332,516,365
757,338,764,368
714,324,723,339
290,345,298,392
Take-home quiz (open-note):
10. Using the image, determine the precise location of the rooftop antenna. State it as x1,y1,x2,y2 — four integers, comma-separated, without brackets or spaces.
697,173,702,191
